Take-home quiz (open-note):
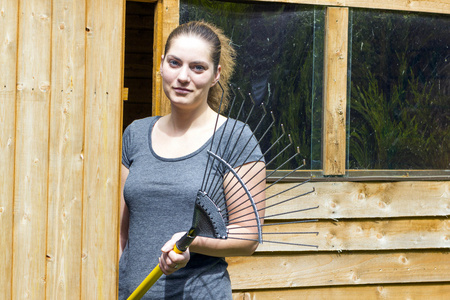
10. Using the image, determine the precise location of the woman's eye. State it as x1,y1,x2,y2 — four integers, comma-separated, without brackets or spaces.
193,65,206,72
168,60,180,67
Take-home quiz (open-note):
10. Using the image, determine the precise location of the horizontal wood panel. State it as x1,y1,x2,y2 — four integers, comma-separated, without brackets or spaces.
265,181,450,219
227,250,450,289
232,283,450,300
256,218,450,252
253,0,450,14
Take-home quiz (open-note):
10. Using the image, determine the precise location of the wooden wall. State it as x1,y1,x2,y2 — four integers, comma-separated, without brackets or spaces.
0,0,125,299
220,1,450,299
1,0,449,299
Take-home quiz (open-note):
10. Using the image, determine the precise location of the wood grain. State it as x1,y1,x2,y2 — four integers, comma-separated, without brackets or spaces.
152,0,179,116
12,0,52,298
257,218,450,252
0,0,18,299
322,7,348,175
250,0,450,14
81,0,124,298
46,0,86,298
265,181,450,219
232,283,450,300
228,250,450,290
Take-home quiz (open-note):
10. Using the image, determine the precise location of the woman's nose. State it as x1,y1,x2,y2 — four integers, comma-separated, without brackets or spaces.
177,66,190,83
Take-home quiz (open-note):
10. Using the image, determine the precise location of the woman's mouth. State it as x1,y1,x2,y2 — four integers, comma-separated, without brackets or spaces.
173,87,192,94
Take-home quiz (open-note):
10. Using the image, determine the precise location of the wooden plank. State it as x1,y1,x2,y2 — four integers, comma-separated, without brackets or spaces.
152,0,179,116
264,181,450,219
249,0,450,15
0,1,18,299
232,283,450,300
257,218,450,252
12,0,52,299
322,7,348,175
82,0,124,298
227,250,450,289
46,0,86,299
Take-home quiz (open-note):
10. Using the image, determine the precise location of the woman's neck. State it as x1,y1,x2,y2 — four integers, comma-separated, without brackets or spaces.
165,103,217,135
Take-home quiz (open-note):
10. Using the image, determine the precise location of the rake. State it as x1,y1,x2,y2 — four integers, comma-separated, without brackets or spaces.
127,85,318,299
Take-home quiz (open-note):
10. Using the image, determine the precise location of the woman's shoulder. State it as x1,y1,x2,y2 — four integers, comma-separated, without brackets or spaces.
125,116,160,134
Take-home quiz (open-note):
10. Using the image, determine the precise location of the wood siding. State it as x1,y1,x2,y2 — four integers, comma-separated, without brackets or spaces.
0,0,125,298
0,0,448,299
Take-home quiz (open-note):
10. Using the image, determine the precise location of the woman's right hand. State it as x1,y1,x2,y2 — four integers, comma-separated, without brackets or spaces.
159,232,190,275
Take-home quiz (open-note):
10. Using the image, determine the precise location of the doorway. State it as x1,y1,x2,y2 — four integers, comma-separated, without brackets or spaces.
123,0,156,131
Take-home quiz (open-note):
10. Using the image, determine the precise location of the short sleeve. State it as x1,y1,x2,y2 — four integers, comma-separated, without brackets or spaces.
122,124,132,169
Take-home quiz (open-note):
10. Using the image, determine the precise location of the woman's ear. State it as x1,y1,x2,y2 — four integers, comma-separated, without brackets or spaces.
160,55,165,76
212,65,222,87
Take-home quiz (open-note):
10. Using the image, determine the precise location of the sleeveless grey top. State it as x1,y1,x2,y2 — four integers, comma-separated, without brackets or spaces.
119,116,262,299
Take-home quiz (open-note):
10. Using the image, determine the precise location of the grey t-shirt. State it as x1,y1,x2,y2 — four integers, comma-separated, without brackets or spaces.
119,116,263,299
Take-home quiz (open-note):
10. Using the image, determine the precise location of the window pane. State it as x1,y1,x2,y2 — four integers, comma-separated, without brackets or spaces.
181,0,325,171
348,9,450,170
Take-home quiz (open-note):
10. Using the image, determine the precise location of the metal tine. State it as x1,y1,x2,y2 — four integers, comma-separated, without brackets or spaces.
228,203,318,226
226,136,302,216
229,188,316,224
226,236,319,248
207,101,269,203
230,219,320,229
222,124,290,209
225,145,308,218
220,117,282,207
203,87,253,198
228,167,309,215
212,124,286,214
227,178,312,221
202,86,245,193
201,82,229,191
215,106,274,204
219,102,269,190
210,109,275,210
207,94,272,210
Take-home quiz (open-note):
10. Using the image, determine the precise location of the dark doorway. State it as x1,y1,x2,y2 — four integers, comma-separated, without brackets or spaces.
123,0,156,131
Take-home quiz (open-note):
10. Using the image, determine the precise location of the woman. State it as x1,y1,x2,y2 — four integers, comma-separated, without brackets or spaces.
119,21,266,299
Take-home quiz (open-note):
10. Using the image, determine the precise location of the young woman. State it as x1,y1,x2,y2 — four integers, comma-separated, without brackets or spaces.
119,21,266,299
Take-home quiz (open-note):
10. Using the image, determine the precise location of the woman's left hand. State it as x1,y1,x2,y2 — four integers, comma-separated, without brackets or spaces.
159,232,190,275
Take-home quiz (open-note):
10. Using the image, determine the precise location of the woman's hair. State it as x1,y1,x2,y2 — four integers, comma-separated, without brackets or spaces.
164,21,236,112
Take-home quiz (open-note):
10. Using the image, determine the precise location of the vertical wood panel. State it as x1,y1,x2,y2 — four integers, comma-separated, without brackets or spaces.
322,7,348,175
152,0,179,116
12,0,52,299
0,1,18,299
46,0,86,298
82,0,124,298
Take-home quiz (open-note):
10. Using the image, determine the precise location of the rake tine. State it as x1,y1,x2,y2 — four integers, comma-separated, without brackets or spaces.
226,236,318,248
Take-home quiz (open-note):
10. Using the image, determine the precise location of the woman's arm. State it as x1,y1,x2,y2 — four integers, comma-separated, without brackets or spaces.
119,164,130,258
189,161,266,257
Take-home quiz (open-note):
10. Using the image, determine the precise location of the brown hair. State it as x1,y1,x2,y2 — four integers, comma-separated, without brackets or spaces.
164,21,236,112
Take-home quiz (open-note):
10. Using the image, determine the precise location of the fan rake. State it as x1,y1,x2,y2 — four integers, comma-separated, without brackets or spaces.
127,85,318,299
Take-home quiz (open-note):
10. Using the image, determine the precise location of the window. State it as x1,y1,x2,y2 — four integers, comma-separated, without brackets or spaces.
348,9,450,178
181,0,325,173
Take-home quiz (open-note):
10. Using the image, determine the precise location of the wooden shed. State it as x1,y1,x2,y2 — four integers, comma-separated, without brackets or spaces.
1,0,449,299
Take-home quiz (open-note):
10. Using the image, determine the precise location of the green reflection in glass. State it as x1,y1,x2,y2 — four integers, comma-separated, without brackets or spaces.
181,0,324,171
348,9,450,170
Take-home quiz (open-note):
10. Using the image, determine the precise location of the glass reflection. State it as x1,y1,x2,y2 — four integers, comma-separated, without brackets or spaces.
181,0,324,171
348,9,450,170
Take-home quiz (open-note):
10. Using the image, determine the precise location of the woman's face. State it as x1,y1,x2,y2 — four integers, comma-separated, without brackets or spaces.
161,35,220,110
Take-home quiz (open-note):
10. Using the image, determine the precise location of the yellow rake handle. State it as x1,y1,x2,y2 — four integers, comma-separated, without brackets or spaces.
127,231,196,300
